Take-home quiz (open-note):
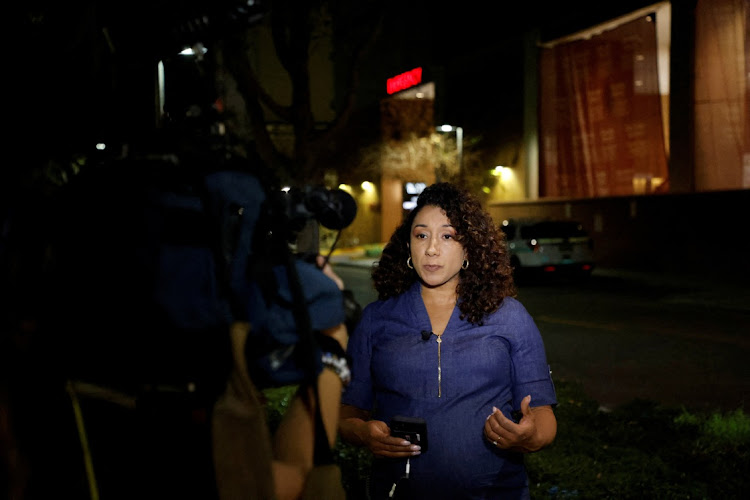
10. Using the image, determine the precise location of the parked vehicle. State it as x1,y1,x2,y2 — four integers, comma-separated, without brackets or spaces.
500,218,594,281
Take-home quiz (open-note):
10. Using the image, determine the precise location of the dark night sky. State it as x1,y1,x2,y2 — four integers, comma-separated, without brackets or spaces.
355,0,657,134
15,0,654,165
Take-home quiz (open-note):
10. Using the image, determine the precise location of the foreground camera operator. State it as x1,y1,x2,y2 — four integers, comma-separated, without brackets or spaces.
36,130,360,499
213,254,350,500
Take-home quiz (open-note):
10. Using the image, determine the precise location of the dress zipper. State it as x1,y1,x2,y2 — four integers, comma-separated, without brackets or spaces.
436,334,443,397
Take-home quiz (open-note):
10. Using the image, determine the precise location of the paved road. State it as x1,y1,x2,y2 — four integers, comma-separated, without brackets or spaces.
515,271,750,412
333,258,750,413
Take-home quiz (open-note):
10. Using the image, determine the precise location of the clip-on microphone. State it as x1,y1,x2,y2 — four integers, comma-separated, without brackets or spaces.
421,330,433,341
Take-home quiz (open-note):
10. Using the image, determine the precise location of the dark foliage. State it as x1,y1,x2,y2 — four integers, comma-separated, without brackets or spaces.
265,379,750,500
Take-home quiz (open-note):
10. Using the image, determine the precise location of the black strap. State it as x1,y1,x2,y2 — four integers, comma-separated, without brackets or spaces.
282,241,335,465
312,394,334,465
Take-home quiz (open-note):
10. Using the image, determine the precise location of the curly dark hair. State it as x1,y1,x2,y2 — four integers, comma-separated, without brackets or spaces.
372,182,516,325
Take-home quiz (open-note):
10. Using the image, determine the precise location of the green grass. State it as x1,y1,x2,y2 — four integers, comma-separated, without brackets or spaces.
263,380,750,499
519,379,749,499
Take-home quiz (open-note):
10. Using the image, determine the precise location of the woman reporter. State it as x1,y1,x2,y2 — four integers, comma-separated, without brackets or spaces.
339,183,557,499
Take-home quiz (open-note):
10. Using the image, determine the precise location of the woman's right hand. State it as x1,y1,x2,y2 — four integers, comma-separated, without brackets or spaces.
359,419,422,458
340,405,421,457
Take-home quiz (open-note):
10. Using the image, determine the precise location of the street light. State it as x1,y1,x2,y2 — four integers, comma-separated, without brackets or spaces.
436,125,463,177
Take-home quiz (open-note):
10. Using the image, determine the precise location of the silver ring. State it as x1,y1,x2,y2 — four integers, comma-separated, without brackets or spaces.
492,440,497,447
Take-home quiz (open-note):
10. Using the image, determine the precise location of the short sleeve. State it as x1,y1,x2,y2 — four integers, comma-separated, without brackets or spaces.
244,259,345,387
507,301,557,410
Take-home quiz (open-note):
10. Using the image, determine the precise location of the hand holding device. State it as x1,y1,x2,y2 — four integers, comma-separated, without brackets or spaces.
390,416,428,452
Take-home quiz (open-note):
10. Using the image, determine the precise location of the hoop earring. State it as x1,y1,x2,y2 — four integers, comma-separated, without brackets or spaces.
462,259,469,270
406,257,414,269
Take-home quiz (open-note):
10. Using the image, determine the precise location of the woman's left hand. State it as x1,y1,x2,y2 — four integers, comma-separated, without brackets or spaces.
483,395,557,453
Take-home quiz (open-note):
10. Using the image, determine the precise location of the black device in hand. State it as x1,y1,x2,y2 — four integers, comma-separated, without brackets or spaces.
390,416,428,452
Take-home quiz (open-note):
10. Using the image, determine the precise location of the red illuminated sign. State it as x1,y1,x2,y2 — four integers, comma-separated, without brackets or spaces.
386,67,423,95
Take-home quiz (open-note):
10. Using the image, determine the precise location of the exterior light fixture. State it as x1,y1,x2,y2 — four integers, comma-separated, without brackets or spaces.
179,44,208,56
492,166,513,182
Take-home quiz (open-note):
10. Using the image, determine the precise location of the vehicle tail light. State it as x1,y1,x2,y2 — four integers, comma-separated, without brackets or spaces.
581,264,592,271
543,265,556,273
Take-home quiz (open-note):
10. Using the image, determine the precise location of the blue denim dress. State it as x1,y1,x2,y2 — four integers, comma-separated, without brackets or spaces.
342,282,557,499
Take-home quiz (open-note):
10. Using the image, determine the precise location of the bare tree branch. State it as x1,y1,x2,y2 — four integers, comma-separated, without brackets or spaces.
317,9,384,147
221,36,292,175
220,0,384,183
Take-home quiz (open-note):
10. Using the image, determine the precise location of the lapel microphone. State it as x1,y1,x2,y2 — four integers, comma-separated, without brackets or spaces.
421,330,433,341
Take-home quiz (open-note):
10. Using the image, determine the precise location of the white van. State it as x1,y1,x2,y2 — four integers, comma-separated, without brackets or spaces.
500,218,595,280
